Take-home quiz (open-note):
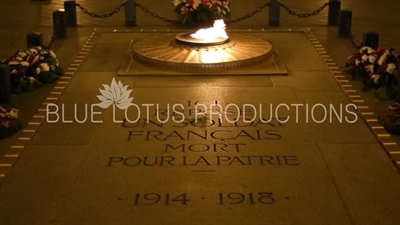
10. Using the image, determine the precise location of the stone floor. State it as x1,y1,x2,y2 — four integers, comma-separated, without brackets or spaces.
0,0,400,224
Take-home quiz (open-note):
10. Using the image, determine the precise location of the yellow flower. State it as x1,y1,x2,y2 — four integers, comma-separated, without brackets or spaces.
193,2,199,9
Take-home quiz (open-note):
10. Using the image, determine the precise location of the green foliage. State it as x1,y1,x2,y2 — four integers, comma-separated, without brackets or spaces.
0,119,22,139
37,71,60,83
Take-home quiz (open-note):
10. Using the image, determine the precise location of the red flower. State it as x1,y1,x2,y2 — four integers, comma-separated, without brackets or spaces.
26,55,39,65
347,54,357,61
360,49,369,56
379,64,387,73
375,47,386,56
0,120,10,128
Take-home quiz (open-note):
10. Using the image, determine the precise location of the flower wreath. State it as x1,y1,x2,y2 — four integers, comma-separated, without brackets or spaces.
0,107,21,139
1,46,63,93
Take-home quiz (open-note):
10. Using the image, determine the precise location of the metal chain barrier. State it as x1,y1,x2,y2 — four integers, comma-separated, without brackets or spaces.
135,3,181,25
227,2,270,24
43,16,60,49
135,1,272,25
66,1,335,27
346,17,363,49
280,2,328,18
75,2,126,18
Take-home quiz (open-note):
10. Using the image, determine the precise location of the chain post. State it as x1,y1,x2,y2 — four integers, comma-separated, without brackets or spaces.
338,10,351,38
396,59,400,99
328,0,341,26
29,40,36,48
397,89,400,103
363,32,379,49
26,32,43,49
64,1,77,27
125,0,136,27
269,0,280,26
0,65,12,103
53,10,67,39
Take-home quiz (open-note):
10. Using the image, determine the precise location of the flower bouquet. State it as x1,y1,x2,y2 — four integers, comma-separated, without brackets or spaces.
173,0,231,27
0,46,64,93
378,103,400,135
0,107,22,139
346,46,400,100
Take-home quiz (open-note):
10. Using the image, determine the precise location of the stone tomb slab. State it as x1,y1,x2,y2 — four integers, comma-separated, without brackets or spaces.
1,29,400,224
1,86,399,224
36,86,357,224
116,31,290,76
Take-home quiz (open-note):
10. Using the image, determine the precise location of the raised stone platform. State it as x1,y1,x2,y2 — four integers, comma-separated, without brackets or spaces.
118,31,288,76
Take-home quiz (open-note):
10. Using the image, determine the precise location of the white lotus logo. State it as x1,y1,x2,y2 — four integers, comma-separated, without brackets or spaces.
97,78,133,109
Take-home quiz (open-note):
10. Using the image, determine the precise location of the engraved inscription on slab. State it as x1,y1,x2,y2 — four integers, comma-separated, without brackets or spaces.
106,99,299,209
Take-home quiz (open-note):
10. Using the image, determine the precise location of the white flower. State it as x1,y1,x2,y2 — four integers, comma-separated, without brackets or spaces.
49,50,56,58
18,52,27,58
37,46,42,51
35,67,41,74
29,48,38,55
355,59,360,66
11,69,18,74
16,56,23,61
55,59,59,67
173,0,183,6
360,46,373,53
371,74,380,84
378,53,387,66
20,61,29,67
8,108,19,119
97,78,134,110
368,55,377,64
386,63,397,74
361,55,368,61
365,64,374,73
40,63,50,71
29,77,35,84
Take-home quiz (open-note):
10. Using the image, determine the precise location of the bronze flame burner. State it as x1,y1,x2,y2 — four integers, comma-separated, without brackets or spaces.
175,33,230,46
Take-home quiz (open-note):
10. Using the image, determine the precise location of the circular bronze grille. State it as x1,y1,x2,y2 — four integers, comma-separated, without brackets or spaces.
131,33,273,73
